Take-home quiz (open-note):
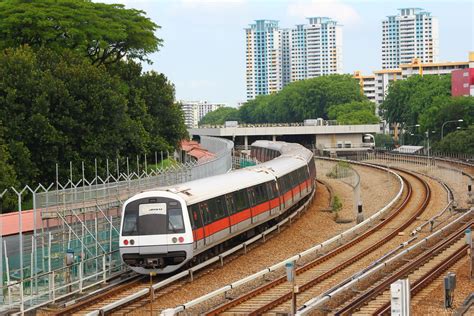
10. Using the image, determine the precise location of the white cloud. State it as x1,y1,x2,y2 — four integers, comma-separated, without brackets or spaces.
287,0,361,25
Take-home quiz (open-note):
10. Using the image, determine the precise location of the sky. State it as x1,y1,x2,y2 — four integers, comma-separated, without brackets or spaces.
101,0,473,106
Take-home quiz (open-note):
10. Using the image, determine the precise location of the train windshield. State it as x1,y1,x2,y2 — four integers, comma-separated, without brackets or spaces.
122,198,185,236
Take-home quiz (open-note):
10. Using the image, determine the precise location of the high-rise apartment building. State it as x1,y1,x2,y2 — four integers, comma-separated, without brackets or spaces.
304,17,343,79
180,101,225,128
245,17,343,100
245,20,283,100
382,8,439,69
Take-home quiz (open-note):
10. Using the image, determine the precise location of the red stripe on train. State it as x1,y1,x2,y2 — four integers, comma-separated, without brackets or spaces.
192,179,309,241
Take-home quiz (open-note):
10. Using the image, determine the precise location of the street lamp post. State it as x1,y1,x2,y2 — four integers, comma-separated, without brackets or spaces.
441,119,463,139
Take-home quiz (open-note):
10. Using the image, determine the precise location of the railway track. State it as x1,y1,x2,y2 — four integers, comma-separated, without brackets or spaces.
332,219,472,315
205,168,435,315
43,181,324,315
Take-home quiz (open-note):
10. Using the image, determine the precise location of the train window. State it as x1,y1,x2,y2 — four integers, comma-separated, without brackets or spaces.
188,204,202,229
297,168,304,182
278,177,287,193
285,174,293,190
208,196,227,221
168,208,185,233
234,189,250,212
199,202,211,225
292,171,299,186
254,184,268,205
225,194,237,214
266,182,275,199
122,210,138,236
247,188,257,207
271,181,279,198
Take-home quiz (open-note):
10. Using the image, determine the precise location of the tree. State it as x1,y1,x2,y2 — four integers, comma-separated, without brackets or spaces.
199,107,240,126
419,96,474,139
0,121,19,211
0,46,187,185
433,125,474,155
380,75,451,126
237,74,366,124
0,0,161,65
328,101,379,124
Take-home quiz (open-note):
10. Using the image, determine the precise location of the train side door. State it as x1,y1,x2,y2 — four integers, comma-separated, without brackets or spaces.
188,204,203,250
225,194,236,233
247,187,257,223
199,202,211,246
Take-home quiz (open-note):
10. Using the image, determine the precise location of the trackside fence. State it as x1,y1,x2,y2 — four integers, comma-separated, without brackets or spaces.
159,159,404,316
0,136,233,314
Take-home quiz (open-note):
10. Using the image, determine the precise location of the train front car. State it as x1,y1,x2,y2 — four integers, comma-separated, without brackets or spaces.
119,191,193,274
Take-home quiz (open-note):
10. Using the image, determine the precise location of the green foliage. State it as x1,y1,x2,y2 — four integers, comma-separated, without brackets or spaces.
0,121,19,210
433,125,474,154
332,195,342,220
199,107,240,126
202,75,369,126
374,133,395,149
419,96,474,138
0,46,187,186
0,0,161,65
328,101,379,124
380,75,451,126
271,75,365,122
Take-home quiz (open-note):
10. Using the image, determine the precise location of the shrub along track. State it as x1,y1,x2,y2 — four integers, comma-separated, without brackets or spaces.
204,168,442,316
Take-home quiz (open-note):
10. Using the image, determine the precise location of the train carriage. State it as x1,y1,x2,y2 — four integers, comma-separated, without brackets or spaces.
119,141,316,274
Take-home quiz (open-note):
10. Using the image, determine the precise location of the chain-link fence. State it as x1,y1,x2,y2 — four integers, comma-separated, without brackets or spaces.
0,136,233,313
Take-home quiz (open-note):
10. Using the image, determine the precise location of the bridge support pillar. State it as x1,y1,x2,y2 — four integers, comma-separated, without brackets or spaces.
244,135,248,150
272,135,276,142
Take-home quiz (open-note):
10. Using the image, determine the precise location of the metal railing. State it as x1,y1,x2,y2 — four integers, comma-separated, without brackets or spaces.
198,120,340,129
160,159,403,315
296,209,473,315
0,136,233,314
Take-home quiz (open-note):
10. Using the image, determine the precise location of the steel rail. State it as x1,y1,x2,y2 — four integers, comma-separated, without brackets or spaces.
334,220,472,315
205,168,426,315
66,183,318,316
247,169,430,316
163,159,404,316
374,231,471,315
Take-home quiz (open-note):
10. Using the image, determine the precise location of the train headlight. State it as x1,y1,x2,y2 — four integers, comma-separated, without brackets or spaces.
130,239,135,245
123,239,129,245
172,237,178,243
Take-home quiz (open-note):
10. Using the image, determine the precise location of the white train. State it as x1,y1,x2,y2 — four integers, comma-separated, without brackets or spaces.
119,141,316,274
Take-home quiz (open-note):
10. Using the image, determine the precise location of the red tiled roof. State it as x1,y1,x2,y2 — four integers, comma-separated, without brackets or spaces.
181,140,215,161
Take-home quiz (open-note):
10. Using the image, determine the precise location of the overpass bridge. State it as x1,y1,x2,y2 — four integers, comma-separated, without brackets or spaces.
189,122,380,153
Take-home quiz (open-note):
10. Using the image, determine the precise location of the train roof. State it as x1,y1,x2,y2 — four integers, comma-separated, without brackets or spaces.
160,155,305,205
140,141,313,205
251,140,313,162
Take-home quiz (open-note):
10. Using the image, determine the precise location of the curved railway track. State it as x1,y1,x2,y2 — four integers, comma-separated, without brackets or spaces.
334,219,472,315
44,181,325,316
205,168,435,315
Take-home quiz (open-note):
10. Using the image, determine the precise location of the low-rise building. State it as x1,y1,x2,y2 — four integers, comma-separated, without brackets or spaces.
180,101,226,128
355,52,473,108
452,68,474,96
353,71,376,103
